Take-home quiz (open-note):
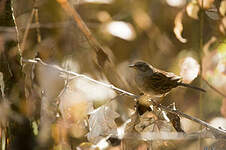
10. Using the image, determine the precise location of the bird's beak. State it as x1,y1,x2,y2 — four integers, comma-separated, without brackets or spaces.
128,64,135,68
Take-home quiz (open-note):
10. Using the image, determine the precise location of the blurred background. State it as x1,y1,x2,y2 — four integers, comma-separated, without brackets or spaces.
0,0,226,149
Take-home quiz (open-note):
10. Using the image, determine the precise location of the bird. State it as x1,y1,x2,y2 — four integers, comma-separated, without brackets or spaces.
129,61,206,97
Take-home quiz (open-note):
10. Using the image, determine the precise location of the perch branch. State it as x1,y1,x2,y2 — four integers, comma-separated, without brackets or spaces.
23,58,226,138
22,58,136,98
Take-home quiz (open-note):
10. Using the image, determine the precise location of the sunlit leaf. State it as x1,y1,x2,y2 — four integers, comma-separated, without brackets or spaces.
77,142,100,150
217,41,226,55
97,11,111,22
186,2,200,20
174,10,187,43
105,21,136,41
216,42,226,75
210,117,226,130
220,1,226,16
180,57,200,83
132,8,151,30
198,0,214,9
166,0,186,7
81,0,114,4
87,101,120,144
74,77,116,101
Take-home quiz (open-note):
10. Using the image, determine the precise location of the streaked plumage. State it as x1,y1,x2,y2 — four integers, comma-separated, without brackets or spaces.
129,61,205,97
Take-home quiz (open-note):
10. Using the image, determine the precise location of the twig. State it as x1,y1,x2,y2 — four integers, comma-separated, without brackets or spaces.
151,100,226,138
10,0,22,57
22,58,226,138
22,58,136,98
20,8,35,53
202,77,226,98
56,0,100,53
34,6,42,43
0,22,77,33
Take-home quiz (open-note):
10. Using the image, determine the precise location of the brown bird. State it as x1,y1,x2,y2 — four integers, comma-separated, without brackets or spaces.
129,61,206,97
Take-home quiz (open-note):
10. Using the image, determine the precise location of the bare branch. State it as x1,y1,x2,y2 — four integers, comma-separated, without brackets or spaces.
56,0,109,67
22,58,136,98
150,100,226,139
10,0,22,57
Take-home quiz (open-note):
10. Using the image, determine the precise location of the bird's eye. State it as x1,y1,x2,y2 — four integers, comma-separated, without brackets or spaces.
138,65,147,72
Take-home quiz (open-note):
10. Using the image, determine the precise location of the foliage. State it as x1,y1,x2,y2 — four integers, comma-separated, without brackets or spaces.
0,0,226,149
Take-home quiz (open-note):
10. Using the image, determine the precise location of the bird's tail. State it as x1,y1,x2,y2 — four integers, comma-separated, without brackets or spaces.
178,83,206,93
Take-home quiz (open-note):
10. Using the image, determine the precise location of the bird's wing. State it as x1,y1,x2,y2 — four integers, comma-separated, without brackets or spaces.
156,69,182,82
146,71,180,94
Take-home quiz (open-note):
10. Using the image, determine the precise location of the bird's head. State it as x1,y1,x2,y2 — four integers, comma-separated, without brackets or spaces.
129,61,153,73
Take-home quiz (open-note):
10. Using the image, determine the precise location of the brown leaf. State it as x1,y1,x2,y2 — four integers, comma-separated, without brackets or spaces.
186,2,200,20
220,1,226,16
198,0,214,9
96,47,110,67
87,101,120,144
167,112,184,133
174,9,187,43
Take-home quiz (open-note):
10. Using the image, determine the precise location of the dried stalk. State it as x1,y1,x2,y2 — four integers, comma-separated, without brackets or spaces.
56,0,109,66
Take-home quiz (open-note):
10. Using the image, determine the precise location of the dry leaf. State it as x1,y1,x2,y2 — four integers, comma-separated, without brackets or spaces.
77,142,100,150
166,0,186,7
198,0,214,9
167,112,184,133
174,10,187,43
220,1,226,16
205,5,220,20
87,101,120,144
186,2,200,20
105,21,136,41
132,8,152,30
96,47,110,67
180,57,200,84
210,117,226,130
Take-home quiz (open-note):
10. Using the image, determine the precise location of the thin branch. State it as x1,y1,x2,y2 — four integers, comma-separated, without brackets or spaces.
34,7,42,43
151,100,226,138
56,0,101,53
202,77,226,98
56,0,109,66
22,58,136,98
22,58,226,138
11,0,22,57
20,9,35,53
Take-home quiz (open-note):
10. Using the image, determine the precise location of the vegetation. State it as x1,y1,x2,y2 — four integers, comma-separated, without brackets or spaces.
0,0,226,149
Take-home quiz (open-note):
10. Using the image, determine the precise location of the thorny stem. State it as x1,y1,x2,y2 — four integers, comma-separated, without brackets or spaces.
23,58,226,138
